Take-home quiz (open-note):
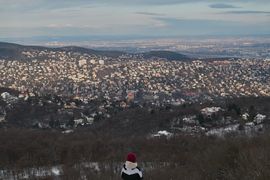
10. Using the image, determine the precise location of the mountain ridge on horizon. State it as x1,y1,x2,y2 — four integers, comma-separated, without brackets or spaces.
0,41,189,61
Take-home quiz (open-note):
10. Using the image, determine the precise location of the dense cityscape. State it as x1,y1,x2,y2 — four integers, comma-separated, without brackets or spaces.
0,44,269,137
0,49,269,105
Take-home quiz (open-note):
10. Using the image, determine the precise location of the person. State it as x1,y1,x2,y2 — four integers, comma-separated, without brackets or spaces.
121,152,143,180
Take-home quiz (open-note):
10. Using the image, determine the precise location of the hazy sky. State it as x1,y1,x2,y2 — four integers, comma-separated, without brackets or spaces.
0,0,270,38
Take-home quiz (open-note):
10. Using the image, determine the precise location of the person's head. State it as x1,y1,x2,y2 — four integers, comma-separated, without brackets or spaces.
125,152,138,169
126,152,136,163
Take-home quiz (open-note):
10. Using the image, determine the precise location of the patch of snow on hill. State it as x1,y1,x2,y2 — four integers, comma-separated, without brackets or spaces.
201,107,222,116
151,130,173,138
206,124,239,137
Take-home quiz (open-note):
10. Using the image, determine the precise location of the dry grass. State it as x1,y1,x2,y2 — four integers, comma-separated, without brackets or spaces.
1,129,270,179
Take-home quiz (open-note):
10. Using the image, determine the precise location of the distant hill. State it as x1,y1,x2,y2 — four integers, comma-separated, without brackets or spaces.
0,42,189,61
142,51,189,61
0,42,124,59
0,42,24,59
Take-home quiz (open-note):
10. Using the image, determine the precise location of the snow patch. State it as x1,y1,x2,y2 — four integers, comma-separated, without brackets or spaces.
254,114,266,124
201,107,222,116
1,92,18,103
51,167,61,176
206,124,239,137
152,130,173,138
62,129,74,134
242,113,249,120
183,116,198,125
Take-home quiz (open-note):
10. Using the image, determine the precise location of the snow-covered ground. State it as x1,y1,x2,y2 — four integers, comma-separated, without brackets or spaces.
0,166,62,180
0,162,172,179
206,124,240,137
201,107,222,116
151,130,173,138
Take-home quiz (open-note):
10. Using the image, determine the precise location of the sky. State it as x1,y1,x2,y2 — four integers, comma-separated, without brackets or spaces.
0,0,270,39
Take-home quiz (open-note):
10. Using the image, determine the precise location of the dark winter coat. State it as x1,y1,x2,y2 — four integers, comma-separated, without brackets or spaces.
121,164,143,180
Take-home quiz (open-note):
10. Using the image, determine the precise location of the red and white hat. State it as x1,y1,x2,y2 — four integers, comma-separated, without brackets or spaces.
126,152,136,163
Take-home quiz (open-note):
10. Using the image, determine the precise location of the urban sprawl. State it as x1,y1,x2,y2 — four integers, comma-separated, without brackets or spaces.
0,50,269,105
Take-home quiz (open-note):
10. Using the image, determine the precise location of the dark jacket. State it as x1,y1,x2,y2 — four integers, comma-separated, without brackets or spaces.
121,164,143,180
